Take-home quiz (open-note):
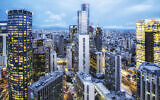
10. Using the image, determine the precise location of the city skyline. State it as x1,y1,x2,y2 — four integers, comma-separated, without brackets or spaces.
0,2,160,100
0,0,160,29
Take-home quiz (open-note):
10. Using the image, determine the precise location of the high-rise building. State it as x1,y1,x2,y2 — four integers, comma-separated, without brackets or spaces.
105,52,121,92
32,46,50,82
94,27,102,51
7,10,33,100
66,43,72,71
78,4,89,34
76,72,95,100
50,50,57,72
28,71,63,100
0,21,8,67
69,25,78,42
58,35,64,55
89,26,95,50
136,19,160,69
74,34,90,73
90,50,103,77
137,62,160,100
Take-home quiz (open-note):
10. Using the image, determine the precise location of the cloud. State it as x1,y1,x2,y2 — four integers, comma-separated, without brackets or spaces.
1,0,160,29
43,10,67,27
126,4,152,12
45,11,66,22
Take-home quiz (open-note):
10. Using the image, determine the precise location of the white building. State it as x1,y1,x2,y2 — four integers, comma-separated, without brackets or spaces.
78,34,89,73
78,4,89,34
76,72,95,100
66,43,72,71
0,21,7,67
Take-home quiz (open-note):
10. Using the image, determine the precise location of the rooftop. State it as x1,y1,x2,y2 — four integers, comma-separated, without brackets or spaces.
95,83,133,100
28,71,63,92
77,72,92,83
138,62,160,75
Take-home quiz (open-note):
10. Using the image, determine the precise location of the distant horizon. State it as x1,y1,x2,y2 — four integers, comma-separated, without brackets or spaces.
0,0,159,30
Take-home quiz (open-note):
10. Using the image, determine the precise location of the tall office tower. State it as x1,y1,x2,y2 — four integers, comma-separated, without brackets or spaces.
76,72,95,100
94,27,102,51
75,34,89,73
28,71,63,100
136,19,160,69
0,21,8,67
69,25,77,42
50,50,57,72
137,62,160,100
105,52,121,92
89,26,95,50
66,43,72,71
32,46,50,82
58,35,64,55
7,10,32,100
90,50,103,77
78,4,89,34
89,26,94,38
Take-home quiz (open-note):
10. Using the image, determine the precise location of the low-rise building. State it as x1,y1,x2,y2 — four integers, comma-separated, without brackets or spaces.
76,72,95,100
28,71,63,100
137,62,160,100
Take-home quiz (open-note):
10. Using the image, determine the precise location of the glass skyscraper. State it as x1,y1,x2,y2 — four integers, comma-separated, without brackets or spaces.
7,10,32,100
78,4,89,34
136,19,160,69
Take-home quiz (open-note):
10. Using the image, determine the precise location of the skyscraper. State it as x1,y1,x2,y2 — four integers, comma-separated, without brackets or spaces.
94,27,103,51
90,50,103,77
74,34,90,73
69,25,78,42
105,52,121,92
7,10,32,100
32,46,50,82
58,35,64,55
66,43,72,71
136,19,160,69
78,4,89,34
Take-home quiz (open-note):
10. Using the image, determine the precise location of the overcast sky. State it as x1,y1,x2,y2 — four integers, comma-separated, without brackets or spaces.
0,0,159,29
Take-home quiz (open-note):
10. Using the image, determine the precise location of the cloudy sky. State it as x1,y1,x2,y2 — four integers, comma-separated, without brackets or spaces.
0,0,159,29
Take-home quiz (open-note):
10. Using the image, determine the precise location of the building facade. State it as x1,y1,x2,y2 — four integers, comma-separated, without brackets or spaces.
136,19,160,69
105,52,121,92
7,10,33,99
137,62,160,100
